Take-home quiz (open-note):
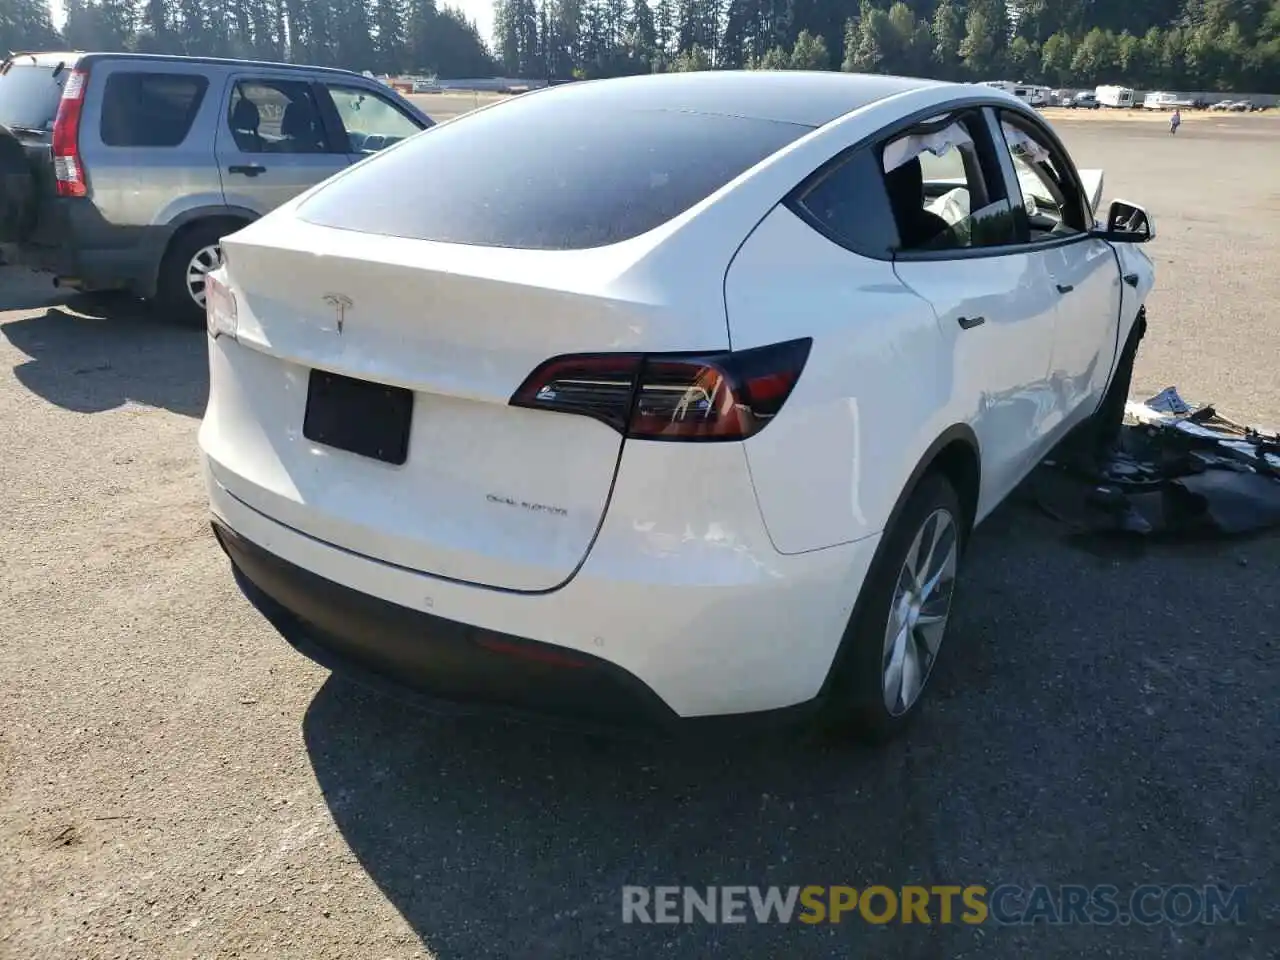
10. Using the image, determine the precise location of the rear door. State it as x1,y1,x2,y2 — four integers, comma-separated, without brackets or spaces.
215,72,349,215
885,109,1058,510
313,79,430,161
80,60,221,227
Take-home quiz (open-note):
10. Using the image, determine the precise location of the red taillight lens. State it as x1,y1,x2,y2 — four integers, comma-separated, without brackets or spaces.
52,69,88,198
510,338,812,442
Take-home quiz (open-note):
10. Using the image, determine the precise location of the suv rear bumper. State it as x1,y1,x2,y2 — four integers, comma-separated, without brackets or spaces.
205,456,880,729
213,519,700,735
213,519,874,738
17,198,161,295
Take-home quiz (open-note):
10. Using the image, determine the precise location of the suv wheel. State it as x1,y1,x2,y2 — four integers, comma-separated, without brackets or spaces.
156,221,234,326
825,472,966,744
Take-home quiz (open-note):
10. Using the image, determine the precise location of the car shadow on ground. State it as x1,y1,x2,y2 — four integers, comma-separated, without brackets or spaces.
301,505,1277,959
1,291,208,418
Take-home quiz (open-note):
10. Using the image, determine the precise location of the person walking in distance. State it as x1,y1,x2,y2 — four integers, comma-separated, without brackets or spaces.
1170,108,1182,134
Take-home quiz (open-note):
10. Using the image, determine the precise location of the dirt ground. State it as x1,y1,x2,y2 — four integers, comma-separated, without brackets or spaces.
407,91,510,122
1,115,1277,959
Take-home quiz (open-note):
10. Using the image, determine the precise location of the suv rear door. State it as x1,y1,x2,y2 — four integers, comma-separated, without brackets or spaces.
215,71,349,215
80,59,221,228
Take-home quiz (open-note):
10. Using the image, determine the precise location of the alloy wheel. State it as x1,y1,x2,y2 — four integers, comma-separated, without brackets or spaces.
881,507,959,716
186,244,222,308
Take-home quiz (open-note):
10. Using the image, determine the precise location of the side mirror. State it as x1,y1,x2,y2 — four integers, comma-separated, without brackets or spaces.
1093,199,1155,243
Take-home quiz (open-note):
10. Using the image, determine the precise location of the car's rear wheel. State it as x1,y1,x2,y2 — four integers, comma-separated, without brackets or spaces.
155,221,234,326
825,472,965,744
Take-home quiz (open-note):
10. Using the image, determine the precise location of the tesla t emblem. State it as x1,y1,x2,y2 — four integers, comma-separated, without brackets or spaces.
322,293,353,335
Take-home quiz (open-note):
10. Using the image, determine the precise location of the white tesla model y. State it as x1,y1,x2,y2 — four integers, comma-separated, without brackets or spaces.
199,71,1155,742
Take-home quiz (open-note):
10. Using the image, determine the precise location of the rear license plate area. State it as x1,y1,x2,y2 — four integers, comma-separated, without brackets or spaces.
303,369,413,465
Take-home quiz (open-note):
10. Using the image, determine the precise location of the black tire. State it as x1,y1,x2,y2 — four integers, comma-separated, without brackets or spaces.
823,472,966,745
0,124,38,245
155,220,236,327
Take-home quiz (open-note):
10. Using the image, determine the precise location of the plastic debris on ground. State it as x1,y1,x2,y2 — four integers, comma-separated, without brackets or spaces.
1025,387,1280,540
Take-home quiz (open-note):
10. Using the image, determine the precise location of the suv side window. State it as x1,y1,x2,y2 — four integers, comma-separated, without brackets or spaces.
880,112,1019,253
996,112,1088,242
319,83,424,154
787,145,900,257
227,79,329,154
100,72,208,148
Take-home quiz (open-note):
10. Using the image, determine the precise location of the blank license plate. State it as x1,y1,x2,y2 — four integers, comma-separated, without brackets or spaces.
303,369,413,465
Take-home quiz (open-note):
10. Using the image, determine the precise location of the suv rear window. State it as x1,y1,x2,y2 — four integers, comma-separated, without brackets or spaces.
0,63,69,132
100,72,208,147
296,93,809,250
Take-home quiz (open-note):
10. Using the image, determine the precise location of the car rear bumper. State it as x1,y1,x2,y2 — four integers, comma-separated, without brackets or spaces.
213,519,697,734
16,198,161,295
204,458,880,729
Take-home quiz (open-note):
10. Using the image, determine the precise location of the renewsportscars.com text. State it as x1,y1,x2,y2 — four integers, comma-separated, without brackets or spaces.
621,884,1248,926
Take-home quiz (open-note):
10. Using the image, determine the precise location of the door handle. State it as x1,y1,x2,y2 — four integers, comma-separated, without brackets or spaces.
1123,273,1140,287
957,315,986,330
228,163,266,177
1056,283,1075,294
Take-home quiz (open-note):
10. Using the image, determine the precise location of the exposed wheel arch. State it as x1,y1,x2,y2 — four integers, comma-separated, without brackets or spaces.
144,209,256,300
887,425,982,546
154,217,252,326
813,423,981,714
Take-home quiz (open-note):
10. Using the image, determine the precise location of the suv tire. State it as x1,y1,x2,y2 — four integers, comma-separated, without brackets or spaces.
156,220,236,326
0,125,38,245
824,472,967,744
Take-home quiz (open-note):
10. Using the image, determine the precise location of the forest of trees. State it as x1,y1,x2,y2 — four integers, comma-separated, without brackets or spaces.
494,0,1280,90
2,0,1279,90
0,0,497,76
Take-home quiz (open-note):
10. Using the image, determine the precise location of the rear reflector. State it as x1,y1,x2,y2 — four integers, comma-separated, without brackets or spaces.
475,634,588,669
510,338,812,442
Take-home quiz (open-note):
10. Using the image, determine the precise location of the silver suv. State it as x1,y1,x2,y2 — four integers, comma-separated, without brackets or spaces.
0,51,433,323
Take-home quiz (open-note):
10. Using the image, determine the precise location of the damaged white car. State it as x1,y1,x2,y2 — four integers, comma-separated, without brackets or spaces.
200,73,1154,744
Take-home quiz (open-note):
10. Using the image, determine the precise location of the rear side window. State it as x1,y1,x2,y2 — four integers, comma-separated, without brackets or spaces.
100,72,208,147
787,146,900,258
296,94,809,250
0,63,68,132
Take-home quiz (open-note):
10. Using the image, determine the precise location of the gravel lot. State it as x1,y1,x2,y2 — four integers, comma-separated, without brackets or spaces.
2,115,1278,960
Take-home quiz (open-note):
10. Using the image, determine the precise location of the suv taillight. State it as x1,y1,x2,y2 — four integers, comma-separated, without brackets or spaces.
51,68,89,197
510,338,812,442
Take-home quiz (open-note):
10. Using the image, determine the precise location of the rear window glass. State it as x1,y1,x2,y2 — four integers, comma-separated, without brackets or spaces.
296,94,809,250
100,72,208,147
0,63,68,132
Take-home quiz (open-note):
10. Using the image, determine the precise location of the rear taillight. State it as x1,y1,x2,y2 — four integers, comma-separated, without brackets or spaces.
52,68,88,197
510,338,812,442
205,270,239,341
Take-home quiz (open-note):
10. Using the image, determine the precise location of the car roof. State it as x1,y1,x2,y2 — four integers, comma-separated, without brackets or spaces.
3,50,362,79
525,71,955,129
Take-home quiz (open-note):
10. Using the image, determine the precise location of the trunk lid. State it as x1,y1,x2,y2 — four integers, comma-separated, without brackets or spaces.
213,219,727,592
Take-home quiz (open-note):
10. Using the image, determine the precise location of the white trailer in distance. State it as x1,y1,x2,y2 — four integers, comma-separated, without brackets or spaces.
1096,85,1136,108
